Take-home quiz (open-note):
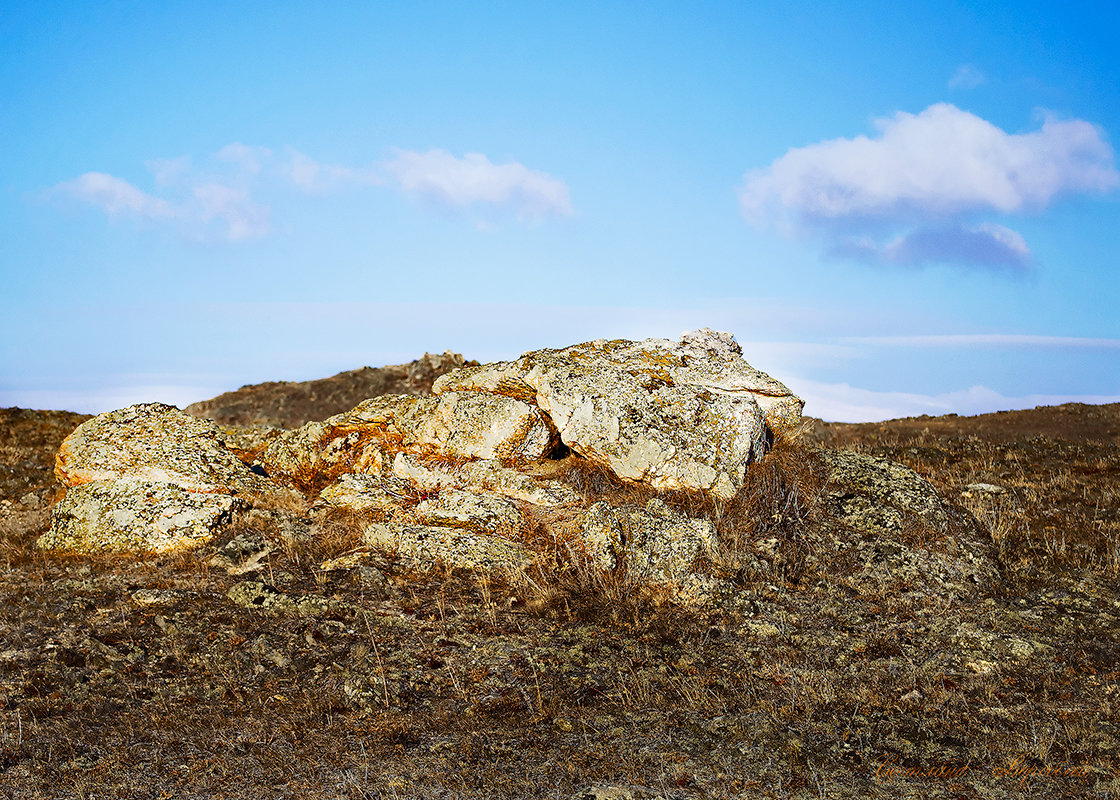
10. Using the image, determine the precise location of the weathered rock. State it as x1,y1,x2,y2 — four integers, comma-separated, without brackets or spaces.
260,392,558,491
363,522,531,572
819,450,951,534
316,473,406,517
819,449,998,598
412,390,559,464
392,453,580,507
226,580,346,616
217,425,282,461
414,488,524,537
433,329,802,499
577,498,717,581
38,478,239,553
55,403,271,496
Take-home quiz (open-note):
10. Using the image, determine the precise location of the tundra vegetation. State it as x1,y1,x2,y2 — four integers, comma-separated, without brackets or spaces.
0,346,1117,799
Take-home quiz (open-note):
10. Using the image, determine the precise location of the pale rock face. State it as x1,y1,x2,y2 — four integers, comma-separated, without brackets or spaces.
38,478,239,553
411,391,558,464
363,522,531,572
260,392,557,490
316,473,406,517
577,499,717,582
392,453,580,507
55,403,271,496
413,488,524,537
433,329,802,499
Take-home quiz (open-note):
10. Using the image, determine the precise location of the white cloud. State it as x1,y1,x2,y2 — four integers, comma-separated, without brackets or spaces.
284,149,382,193
51,145,571,239
831,221,1032,269
739,103,1118,268
384,149,573,219
191,182,270,240
53,172,175,221
949,64,987,90
794,378,1120,423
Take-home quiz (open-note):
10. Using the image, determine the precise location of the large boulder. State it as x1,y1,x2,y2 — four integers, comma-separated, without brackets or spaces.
41,403,279,554
433,329,802,499
55,403,271,497
260,392,558,491
39,478,240,553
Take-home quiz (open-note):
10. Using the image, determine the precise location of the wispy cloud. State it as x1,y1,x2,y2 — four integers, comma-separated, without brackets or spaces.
53,172,175,221
384,149,573,219
949,64,987,90
794,378,1120,423
738,103,1119,269
50,145,572,240
844,333,1120,348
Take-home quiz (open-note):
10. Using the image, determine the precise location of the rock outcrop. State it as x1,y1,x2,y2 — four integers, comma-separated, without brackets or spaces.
260,392,558,492
433,328,802,499
33,332,990,602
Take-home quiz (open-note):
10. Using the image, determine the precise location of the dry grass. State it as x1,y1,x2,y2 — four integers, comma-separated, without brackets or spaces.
3,407,1120,798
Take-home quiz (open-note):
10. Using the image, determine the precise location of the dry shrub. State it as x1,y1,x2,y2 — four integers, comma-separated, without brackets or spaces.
514,433,828,618
708,432,828,582
550,453,658,506
277,507,374,568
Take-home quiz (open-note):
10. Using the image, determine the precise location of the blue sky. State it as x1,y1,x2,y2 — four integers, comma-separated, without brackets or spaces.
2,0,1118,421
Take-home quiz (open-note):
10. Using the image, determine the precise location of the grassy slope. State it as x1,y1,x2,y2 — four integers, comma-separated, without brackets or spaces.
0,404,1117,799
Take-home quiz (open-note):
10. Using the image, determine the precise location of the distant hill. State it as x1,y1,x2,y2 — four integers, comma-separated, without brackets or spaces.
183,351,475,428
806,401,1120,447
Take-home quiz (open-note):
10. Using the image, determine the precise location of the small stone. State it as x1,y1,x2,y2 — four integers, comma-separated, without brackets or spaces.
964,482,1007,495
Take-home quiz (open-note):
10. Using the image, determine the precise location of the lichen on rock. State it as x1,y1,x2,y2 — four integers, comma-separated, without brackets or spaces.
432,329,803,499
55,403,271,496
39,477,240,553
577,498,717,582
363,522,531,572
260,392,558,492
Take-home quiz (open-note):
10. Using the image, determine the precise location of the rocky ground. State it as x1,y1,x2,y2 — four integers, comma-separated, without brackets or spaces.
1,398,1118,799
